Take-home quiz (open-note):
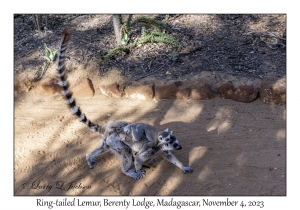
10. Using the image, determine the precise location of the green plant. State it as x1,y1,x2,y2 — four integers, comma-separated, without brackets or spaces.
130,17,170,32
100,43,135,63
41,43,58,63
100,15,181,64
137,28,180,47
121,33,130,45
171,51,179,61
118,68,124,76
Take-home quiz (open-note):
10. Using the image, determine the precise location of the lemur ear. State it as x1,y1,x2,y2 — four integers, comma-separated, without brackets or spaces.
170,130,173,135
164,128,169,132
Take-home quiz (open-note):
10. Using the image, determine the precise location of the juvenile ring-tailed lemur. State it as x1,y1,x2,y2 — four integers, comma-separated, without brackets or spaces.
85,120,147,179
122,123,193,174
57,29,145,179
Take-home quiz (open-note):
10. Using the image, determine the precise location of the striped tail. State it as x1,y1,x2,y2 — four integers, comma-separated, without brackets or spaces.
56,29,101,133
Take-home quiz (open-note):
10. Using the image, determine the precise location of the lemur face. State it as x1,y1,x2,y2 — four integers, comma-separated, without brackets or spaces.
158,129,182,151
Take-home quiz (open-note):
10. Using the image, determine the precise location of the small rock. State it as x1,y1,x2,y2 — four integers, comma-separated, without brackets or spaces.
155,82,178,99
234,85,258,103
124,82,154,100
190,83,215,100
260,77,286,105
34,78,61,95
15,78,34,93
219,81,258,103
174,81,191,100
219,81,235,99
71,78,95,98
99,83,123,98
176,87,191,100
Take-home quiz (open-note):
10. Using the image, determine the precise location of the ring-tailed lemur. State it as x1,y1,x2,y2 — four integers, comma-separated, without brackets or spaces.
56,29,145,179
57,29,104,133
123,123,194,174
57,29,193,179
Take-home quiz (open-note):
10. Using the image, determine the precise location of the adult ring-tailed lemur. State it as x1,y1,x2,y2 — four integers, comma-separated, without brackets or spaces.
57,29,193,180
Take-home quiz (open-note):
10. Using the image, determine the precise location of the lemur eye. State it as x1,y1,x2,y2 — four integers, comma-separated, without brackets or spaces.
166,138,170,142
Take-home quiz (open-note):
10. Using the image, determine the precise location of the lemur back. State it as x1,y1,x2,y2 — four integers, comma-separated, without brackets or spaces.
56,29,102,133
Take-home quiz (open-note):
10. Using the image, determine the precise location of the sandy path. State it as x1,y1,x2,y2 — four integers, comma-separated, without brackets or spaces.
14,92,286,196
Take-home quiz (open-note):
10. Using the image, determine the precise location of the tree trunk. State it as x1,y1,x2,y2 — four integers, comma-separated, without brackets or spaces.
45,14,49,29
112,14,122,45
33,14,42,33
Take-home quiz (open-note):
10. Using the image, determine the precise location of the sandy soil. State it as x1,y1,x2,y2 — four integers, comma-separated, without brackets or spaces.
14,91,286,196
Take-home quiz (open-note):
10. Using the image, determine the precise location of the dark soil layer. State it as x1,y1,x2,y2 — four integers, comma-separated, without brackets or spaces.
14,14,286,82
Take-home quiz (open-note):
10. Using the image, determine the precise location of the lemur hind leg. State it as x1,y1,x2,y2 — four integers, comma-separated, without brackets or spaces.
134,147,160,172
109,145,146,180
86,140,108,169
121,149,146,180
106,133,146,180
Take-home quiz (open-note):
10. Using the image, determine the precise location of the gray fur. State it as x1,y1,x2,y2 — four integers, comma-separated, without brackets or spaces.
123,123,193,174
86,120,146,180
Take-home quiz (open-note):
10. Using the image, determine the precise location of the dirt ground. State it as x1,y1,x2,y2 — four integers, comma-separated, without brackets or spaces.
14,91,286,196
14,14,286,196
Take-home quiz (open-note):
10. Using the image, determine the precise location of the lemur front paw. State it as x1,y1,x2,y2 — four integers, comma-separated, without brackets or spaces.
182,166,193,174
86,154,96,169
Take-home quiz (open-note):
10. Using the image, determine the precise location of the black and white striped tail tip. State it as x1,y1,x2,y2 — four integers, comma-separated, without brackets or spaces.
61,29,71,42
